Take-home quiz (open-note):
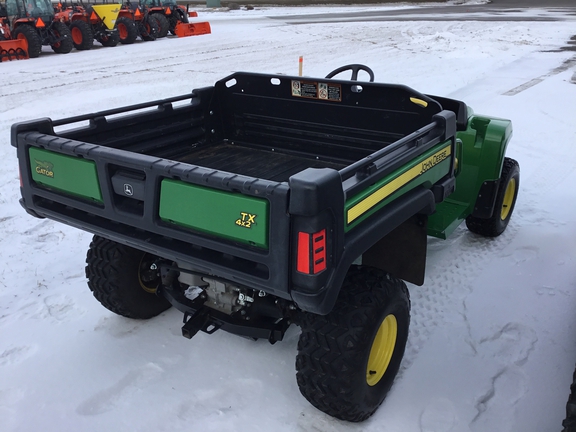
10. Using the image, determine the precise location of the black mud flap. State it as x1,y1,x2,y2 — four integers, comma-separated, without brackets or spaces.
362,214,428,286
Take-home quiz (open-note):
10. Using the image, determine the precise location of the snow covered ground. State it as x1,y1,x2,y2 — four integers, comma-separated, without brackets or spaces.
1,3,576,431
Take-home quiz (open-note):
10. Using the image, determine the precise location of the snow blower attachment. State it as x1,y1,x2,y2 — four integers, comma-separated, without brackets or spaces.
0,7,28,60
1,0,73,58
0,39,29,61
174,20,210,37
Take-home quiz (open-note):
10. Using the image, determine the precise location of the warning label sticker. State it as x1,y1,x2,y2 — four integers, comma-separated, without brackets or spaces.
291,80,341,102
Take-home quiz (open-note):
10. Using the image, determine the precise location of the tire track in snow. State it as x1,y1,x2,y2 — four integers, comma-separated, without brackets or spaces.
502,55,576,95
76,362,164,416
0,38,282,106
404,223,521,370
405,229,542,432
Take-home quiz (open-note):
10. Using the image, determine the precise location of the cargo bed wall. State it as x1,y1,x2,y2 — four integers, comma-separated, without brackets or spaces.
208,72,443,170
47,73,443,183
55,91,212,162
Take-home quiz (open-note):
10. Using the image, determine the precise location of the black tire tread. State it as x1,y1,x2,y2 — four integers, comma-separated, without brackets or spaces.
51,22,73,54
466,157,520,237
151,13,169,38
69,20,93,50
98,31,119,47
116,17,138,45
140,15,159,41
85,236,171,319
13,25,42,58
296,266,410,422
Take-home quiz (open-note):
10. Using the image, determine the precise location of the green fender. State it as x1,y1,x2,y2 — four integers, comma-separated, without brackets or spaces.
427,108,513,239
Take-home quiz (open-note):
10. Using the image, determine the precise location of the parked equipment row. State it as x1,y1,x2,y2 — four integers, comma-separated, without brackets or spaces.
0,0,210,61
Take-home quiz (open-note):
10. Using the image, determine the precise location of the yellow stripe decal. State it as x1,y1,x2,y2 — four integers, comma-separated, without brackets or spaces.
347,145,451,224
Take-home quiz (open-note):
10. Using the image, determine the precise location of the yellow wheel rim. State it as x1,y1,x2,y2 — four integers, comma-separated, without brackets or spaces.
138,254,159,294
366,314,397,387
500,178,516,220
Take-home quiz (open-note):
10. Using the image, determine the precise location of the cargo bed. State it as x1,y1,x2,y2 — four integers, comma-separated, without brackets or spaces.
13,70,457,312
176,142,346,182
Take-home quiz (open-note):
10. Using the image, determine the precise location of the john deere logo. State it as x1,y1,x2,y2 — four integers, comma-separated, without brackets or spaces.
235,212,256,229
123,183,134,196
419,148,450,175
35,160,54,178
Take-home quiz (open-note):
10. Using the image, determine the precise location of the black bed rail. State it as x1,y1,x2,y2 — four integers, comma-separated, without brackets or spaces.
340,110,456,199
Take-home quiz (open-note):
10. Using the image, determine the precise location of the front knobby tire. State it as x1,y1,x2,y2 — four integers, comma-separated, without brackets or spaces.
69,20,93,50
151,13,169,38
51,22,73,54
466,157,520,237
140,16,159,41
296,266,410,422
98,31,119,47
116,17,138,45
85,236,171,319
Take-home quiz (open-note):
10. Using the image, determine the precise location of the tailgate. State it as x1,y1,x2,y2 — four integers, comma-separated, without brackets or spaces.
13,122,292,299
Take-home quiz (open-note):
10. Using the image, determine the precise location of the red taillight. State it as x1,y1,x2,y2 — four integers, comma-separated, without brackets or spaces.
297,229,326,274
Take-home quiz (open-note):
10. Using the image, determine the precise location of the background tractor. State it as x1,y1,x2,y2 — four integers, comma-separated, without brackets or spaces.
0,3,28,61
139,0,209,38
2,0,72,58
54,1,121,50
140,0,192,37
116,0,157,44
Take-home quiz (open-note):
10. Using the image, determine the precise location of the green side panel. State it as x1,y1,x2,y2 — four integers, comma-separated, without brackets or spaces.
28,147,103,203
450,115,512,210
159,179,269,249
426,114,512,239
427,199,468,239
345,141,453,232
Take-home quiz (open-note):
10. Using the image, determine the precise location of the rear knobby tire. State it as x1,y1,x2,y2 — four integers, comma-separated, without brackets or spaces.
13,25,42,58
296,266,410,422
116,17,138,45
466,157,520,237
69,20,93,50
85,236,171,319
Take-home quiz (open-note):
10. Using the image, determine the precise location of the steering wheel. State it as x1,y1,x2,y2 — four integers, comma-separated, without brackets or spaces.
325,64,375,82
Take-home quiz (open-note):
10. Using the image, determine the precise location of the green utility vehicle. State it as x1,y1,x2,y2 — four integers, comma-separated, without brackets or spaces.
12,65,519,422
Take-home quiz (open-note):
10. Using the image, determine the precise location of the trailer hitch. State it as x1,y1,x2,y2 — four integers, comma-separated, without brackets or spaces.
160,282,290,343
182,307,222,339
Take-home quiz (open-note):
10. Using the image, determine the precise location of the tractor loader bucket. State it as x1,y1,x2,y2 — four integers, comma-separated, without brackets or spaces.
174,21,211,37
91,4,121,30
0,39,29,62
